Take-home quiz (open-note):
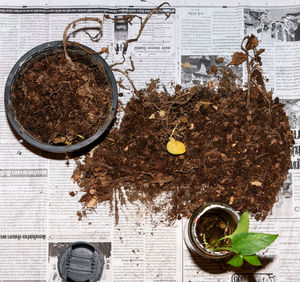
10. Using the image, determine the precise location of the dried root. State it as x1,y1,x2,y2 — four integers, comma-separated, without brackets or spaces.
62,2,171,94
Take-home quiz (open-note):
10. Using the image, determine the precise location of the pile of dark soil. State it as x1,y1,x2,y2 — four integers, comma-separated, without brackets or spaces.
72,36,294,223
73,61,294,222
11,52,112,145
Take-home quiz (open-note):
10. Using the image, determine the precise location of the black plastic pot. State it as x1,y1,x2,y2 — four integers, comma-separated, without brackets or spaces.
4,41,118,154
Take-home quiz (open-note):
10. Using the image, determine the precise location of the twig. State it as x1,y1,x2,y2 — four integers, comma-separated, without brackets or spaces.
104,14,140,25
84,29,102,42
174,165,203,174
246,54,251,108
250,64,267,93
240,36,249,53
117,78,130,90
128,56,135,72
110,52,126,68
240,36,252,108
124,2,170,51
251,78,270,105
111,68,138,95
169,120,180,138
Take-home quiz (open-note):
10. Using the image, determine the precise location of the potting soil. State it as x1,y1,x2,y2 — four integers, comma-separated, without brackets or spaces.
73,62,294,223
10,52,112,145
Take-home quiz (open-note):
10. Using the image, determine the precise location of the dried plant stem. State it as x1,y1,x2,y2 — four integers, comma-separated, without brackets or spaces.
109,2,170,93
128,56,135,72
251,78,270,106
170,121,180,138
63,3,170,94
240,36,252,108
124,2,170,49
250,65,267,93
241,35,270,108
110,52,126,68
111,68,138,94
246,55,251,108
63,17,104,64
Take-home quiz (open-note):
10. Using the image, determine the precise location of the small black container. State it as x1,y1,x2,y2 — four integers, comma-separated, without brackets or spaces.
4,41,118,154
57,241,104,282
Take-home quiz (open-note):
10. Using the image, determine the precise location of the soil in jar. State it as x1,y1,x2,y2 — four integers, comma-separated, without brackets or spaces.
10,51,112,145
196,210,237,247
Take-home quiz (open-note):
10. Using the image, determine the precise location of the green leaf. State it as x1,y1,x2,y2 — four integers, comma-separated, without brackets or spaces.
243,254,262,266
231,233,278,256
231,211,249,237
227,254,244,267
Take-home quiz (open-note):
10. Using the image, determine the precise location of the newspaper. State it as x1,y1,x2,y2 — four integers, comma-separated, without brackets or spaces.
0,2,300,281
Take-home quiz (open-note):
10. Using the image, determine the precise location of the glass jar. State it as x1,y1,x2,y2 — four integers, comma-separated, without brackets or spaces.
184,203,240,259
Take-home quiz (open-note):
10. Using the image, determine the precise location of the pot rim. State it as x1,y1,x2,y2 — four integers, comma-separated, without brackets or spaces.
4,41,118,154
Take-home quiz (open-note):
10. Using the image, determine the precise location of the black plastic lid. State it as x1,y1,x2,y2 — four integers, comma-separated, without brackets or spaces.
57,241,104,282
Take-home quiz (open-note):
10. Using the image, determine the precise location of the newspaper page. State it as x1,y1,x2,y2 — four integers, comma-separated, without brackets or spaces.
179,5,300,282
0,2,300,282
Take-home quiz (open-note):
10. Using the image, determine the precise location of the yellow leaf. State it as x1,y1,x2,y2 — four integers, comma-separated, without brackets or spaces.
167,137,186,155
53,137,66,144
250,181,262,187
149,113,155,119
207,80,215,89
158,110,166,117
87,196,97,208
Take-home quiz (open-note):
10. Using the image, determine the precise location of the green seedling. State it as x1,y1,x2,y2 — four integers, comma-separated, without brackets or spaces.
205,211,278,267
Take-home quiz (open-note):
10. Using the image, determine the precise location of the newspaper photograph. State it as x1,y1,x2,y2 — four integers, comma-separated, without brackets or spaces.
244,7,300,42
181,55,242,87
0,1,300,281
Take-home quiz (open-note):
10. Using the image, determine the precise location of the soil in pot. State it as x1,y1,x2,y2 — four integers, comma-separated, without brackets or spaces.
10,51,112,145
